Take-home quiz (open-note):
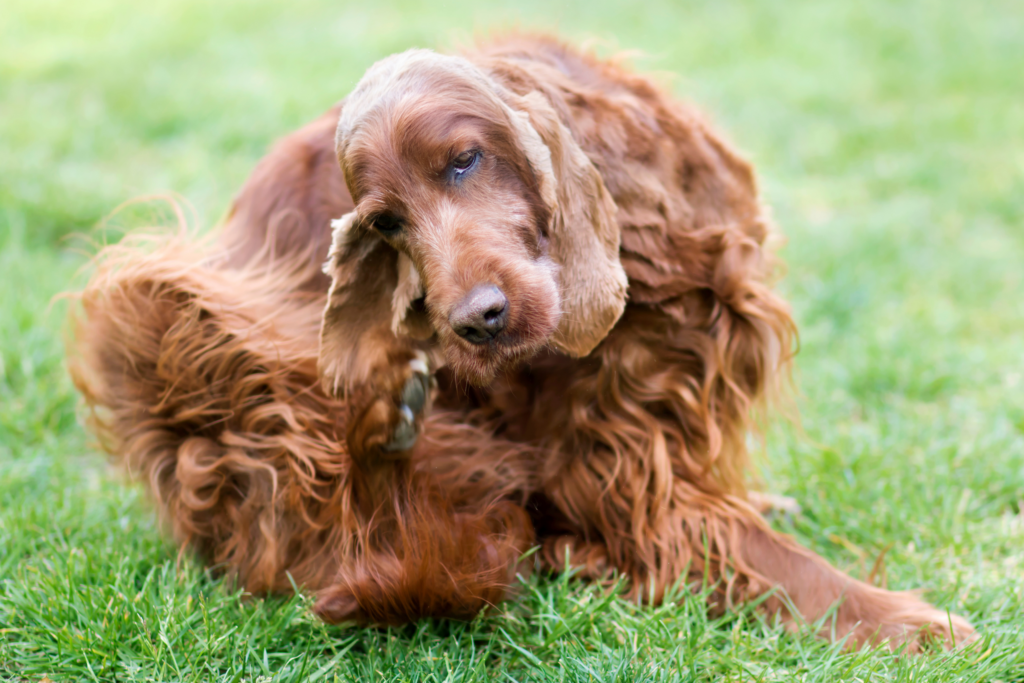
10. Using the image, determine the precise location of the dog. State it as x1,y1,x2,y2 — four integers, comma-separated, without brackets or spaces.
69,34,974,650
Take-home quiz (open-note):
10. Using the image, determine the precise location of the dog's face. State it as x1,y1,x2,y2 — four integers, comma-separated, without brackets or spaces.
339,85,560,383
320,51,628,389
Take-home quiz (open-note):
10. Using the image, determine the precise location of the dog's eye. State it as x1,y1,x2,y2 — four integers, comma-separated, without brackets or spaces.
451,151,479,174
373,213,404,236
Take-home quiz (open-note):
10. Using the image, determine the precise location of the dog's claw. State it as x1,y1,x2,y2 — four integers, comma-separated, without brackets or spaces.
384,405,418,452
400,370,428,414
382,353,432,453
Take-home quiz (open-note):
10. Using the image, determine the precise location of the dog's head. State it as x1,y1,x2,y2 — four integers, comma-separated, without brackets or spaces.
320,50,627,389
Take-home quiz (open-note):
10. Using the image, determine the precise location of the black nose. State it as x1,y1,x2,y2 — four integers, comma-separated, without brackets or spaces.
449,284,508,344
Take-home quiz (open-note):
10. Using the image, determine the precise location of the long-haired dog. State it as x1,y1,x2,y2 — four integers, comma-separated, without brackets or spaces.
69,35,974,650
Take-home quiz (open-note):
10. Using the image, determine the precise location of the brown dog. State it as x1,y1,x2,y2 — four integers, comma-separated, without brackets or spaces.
70,34,974,650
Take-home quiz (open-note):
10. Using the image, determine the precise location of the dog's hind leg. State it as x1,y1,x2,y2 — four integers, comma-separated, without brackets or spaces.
313,420,539,625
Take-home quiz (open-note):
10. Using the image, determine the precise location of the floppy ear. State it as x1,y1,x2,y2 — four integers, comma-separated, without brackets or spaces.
505,91,628,357
318,213,431,396
391,252,434,341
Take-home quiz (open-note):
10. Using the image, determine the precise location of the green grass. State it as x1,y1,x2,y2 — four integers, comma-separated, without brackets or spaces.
2,0,1023,679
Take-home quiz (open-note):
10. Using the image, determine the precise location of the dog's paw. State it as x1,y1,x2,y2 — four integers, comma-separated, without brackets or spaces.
382,355,431,452
837,590,977,653
748,491,802,518
869,607,977,653
313,584,366,624
346,351,434,463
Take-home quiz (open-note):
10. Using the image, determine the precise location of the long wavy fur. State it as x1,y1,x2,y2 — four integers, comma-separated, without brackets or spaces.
68,228,535,622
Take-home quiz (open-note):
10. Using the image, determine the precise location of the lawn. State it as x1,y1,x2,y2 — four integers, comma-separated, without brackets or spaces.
2,0,1023,680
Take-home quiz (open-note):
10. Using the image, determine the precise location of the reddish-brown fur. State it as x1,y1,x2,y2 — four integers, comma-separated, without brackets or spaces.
69,35,973,649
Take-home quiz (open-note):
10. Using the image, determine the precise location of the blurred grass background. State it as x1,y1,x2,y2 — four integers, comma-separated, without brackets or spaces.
1,0,1023,680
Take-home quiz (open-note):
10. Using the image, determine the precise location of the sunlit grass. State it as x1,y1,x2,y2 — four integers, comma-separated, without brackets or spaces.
2,0,1023,679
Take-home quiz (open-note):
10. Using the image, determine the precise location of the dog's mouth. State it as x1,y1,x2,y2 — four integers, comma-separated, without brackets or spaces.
439,331,548,386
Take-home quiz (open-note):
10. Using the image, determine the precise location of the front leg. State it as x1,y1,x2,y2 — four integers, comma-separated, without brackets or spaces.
735,517,976,651
544,455,975,650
